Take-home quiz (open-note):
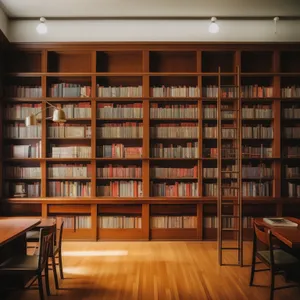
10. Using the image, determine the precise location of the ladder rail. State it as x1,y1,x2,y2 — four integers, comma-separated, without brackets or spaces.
217,67,222,265
218,65,243,266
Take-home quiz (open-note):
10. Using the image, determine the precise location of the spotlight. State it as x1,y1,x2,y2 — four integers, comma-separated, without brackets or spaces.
209,17,219,34
36,17,47,34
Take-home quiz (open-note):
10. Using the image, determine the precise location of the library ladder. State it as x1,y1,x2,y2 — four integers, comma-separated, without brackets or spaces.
217,66,243,266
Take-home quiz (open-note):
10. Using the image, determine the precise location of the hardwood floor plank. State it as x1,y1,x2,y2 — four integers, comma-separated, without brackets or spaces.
2,241,300,300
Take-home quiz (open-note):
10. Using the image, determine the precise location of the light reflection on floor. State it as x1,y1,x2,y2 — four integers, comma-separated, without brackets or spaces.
62,250,129,257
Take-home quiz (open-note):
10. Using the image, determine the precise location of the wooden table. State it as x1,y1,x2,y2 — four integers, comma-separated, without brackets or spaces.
0,218,41,247
0,218,41,291
254,217,300,249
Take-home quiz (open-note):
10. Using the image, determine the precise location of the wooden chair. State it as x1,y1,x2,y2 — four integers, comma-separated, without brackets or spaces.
249,223,300,300
53,221,64,279
26,222,60,293
0,228,52,300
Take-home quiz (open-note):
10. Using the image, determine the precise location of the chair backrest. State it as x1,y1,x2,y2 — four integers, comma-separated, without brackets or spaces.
254,223,270,247
38,228,53,271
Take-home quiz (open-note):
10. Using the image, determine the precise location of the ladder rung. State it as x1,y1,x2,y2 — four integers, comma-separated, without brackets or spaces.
221,228,240,231
221,203,240,206
221,247,241,250
221,186,239,189
221,215,240,218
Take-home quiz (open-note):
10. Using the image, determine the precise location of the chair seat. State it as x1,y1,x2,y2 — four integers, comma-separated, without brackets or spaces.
0,255,39,272
26,231,40,241
258,249,300,266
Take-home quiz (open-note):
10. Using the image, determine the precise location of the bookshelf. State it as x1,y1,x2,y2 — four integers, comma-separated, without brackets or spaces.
2,43,300,241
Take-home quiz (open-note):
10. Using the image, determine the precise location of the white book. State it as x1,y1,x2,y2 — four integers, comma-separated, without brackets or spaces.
263,217,298,227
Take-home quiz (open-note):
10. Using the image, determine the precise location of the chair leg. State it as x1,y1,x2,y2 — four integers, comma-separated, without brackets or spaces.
52,255,59,290
37,274,44,300
45,263,51,296
249,261,256,286
58,250,64,279
270,270,275,300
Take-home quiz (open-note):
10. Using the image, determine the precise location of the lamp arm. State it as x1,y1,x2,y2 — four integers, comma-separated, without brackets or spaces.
32,102,61,116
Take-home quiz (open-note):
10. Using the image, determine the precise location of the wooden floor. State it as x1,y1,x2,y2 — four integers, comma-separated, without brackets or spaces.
3,241,300,300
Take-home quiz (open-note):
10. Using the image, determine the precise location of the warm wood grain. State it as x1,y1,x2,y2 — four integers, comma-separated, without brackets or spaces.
3,241,300,300
0,218,40,246
254,217,300,249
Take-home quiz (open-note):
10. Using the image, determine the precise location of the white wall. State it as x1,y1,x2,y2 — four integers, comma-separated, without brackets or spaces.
8,19,300,42
0,7,8,38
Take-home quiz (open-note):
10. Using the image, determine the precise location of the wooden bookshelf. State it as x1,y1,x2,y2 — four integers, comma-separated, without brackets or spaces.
2,43,300,241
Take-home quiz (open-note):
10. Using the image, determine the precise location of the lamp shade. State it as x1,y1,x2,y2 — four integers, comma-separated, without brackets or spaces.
25,114,37,127
52,109,66,123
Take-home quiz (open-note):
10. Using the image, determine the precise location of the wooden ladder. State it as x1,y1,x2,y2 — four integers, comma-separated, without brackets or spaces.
217,66,243,266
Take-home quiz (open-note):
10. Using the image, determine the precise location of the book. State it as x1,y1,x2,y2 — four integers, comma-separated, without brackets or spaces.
263,217,298,227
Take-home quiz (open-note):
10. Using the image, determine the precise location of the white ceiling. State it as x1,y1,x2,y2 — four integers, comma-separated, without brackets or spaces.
1,0,300,18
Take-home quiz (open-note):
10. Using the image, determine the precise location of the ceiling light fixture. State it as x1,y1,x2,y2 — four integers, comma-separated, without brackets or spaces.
209,17,219,34
36,17,47,34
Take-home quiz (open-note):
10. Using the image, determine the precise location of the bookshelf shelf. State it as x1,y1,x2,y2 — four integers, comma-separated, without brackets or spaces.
3,43,300,241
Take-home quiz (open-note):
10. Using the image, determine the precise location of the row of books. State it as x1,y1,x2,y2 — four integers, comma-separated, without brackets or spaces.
97,85,142,97
284,146,300,158
5,85,300,99
49,103,91,118
202,87,237,98
281,86,300,98
56,216,92,229
48,181,92,197
150,86,200,97
240,85,273,98
150,124,198,138
97,145,142,158
150,104,198,119
203,105,235,119
97,166,142,178
97,123,143,138
6,143,42,158
242,165,273,178
204,216,253,228
97,103,143,119
203,127,236,139
285,166,300,178
150,182,198,197
5,86,42,98
242,106,273,119
242,126,273,138
150,143,198,158
150,166,198,178
4,124,41,139
48,125,91,138
5,167,41,179
288,183,300,197
5,182,41,198
242,146,273,158
96,181,143,197
151,216,197,228
203,166,238,179
48,84,91,97
50,145,91,158
98,216,142,229
48,164,92,178
5,104,42,120
283,107,300,119
204,183,239,197
204,182,272,196
201,146,271,159
283,127,300,138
